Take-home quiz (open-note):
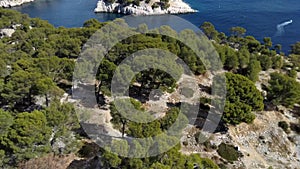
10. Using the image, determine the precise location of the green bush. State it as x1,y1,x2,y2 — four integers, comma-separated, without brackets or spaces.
267,72,300,108
217,143,240,162
287,69,297,78
290,122,300,134
152,2,159,9
77,142,100,158
223,73,263,125
219,163,228,169
200,97,211,104
278,121,289,133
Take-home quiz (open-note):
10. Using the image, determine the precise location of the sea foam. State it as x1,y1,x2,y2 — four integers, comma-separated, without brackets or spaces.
275,19,293,36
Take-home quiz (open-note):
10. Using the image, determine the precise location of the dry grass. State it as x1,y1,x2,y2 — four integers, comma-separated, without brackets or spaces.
18,153,78,169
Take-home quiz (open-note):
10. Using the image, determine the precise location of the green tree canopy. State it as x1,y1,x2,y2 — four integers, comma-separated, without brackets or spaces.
200,22,219,41
0,109,13,137
230,26,246,37
7,111,51,161
267,72,300,107
291,42,300,55
246,59,262,82
224,73,264,124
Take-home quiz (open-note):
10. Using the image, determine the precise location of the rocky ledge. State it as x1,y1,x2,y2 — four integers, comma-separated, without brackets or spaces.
94,0,197,15
0,0,34,7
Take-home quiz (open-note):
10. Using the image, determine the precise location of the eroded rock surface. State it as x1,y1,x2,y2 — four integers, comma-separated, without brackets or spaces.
94,0,197,15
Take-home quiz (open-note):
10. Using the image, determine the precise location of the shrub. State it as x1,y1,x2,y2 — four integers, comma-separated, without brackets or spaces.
201,158,219,169
287,69,297,78
267,72,300,108
278,121,289,133
217,143,240,162
219,163,228,169
200,97,211,104
223,73,263,125
152,3,159,9
290,122,300,134
77,142,100,158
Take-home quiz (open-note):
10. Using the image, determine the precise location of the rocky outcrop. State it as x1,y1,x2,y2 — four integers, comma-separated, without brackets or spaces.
180,110,300,169
94,0,197,15
0,0,34,7
0,28,15,38
0,24,22,38
229,111,300,168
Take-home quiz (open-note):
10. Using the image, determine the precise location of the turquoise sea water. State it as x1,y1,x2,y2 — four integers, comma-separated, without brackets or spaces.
13,0,300,53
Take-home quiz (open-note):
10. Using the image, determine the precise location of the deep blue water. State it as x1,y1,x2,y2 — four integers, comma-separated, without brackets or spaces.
13,0,300,53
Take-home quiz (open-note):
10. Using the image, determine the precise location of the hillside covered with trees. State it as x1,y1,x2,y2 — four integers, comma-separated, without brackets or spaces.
0,8,300,168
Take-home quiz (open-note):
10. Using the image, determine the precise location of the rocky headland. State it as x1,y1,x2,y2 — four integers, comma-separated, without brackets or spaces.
0,0,196,15
94,0,197,15
0,0,34,7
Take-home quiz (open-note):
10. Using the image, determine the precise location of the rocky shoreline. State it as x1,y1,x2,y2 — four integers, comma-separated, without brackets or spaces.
0,0,34,7
0,0,196,15
94,0,197,15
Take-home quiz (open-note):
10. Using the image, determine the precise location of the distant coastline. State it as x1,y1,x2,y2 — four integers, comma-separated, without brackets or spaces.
0,0,34,7
8,0,299,52
1,0,197,16
94,0,197,15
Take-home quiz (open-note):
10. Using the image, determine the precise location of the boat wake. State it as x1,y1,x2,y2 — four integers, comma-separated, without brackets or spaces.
275,19,293,36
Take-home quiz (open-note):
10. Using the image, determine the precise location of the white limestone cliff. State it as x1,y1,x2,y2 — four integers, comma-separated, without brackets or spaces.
0,0,34,7
94,0,197,15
